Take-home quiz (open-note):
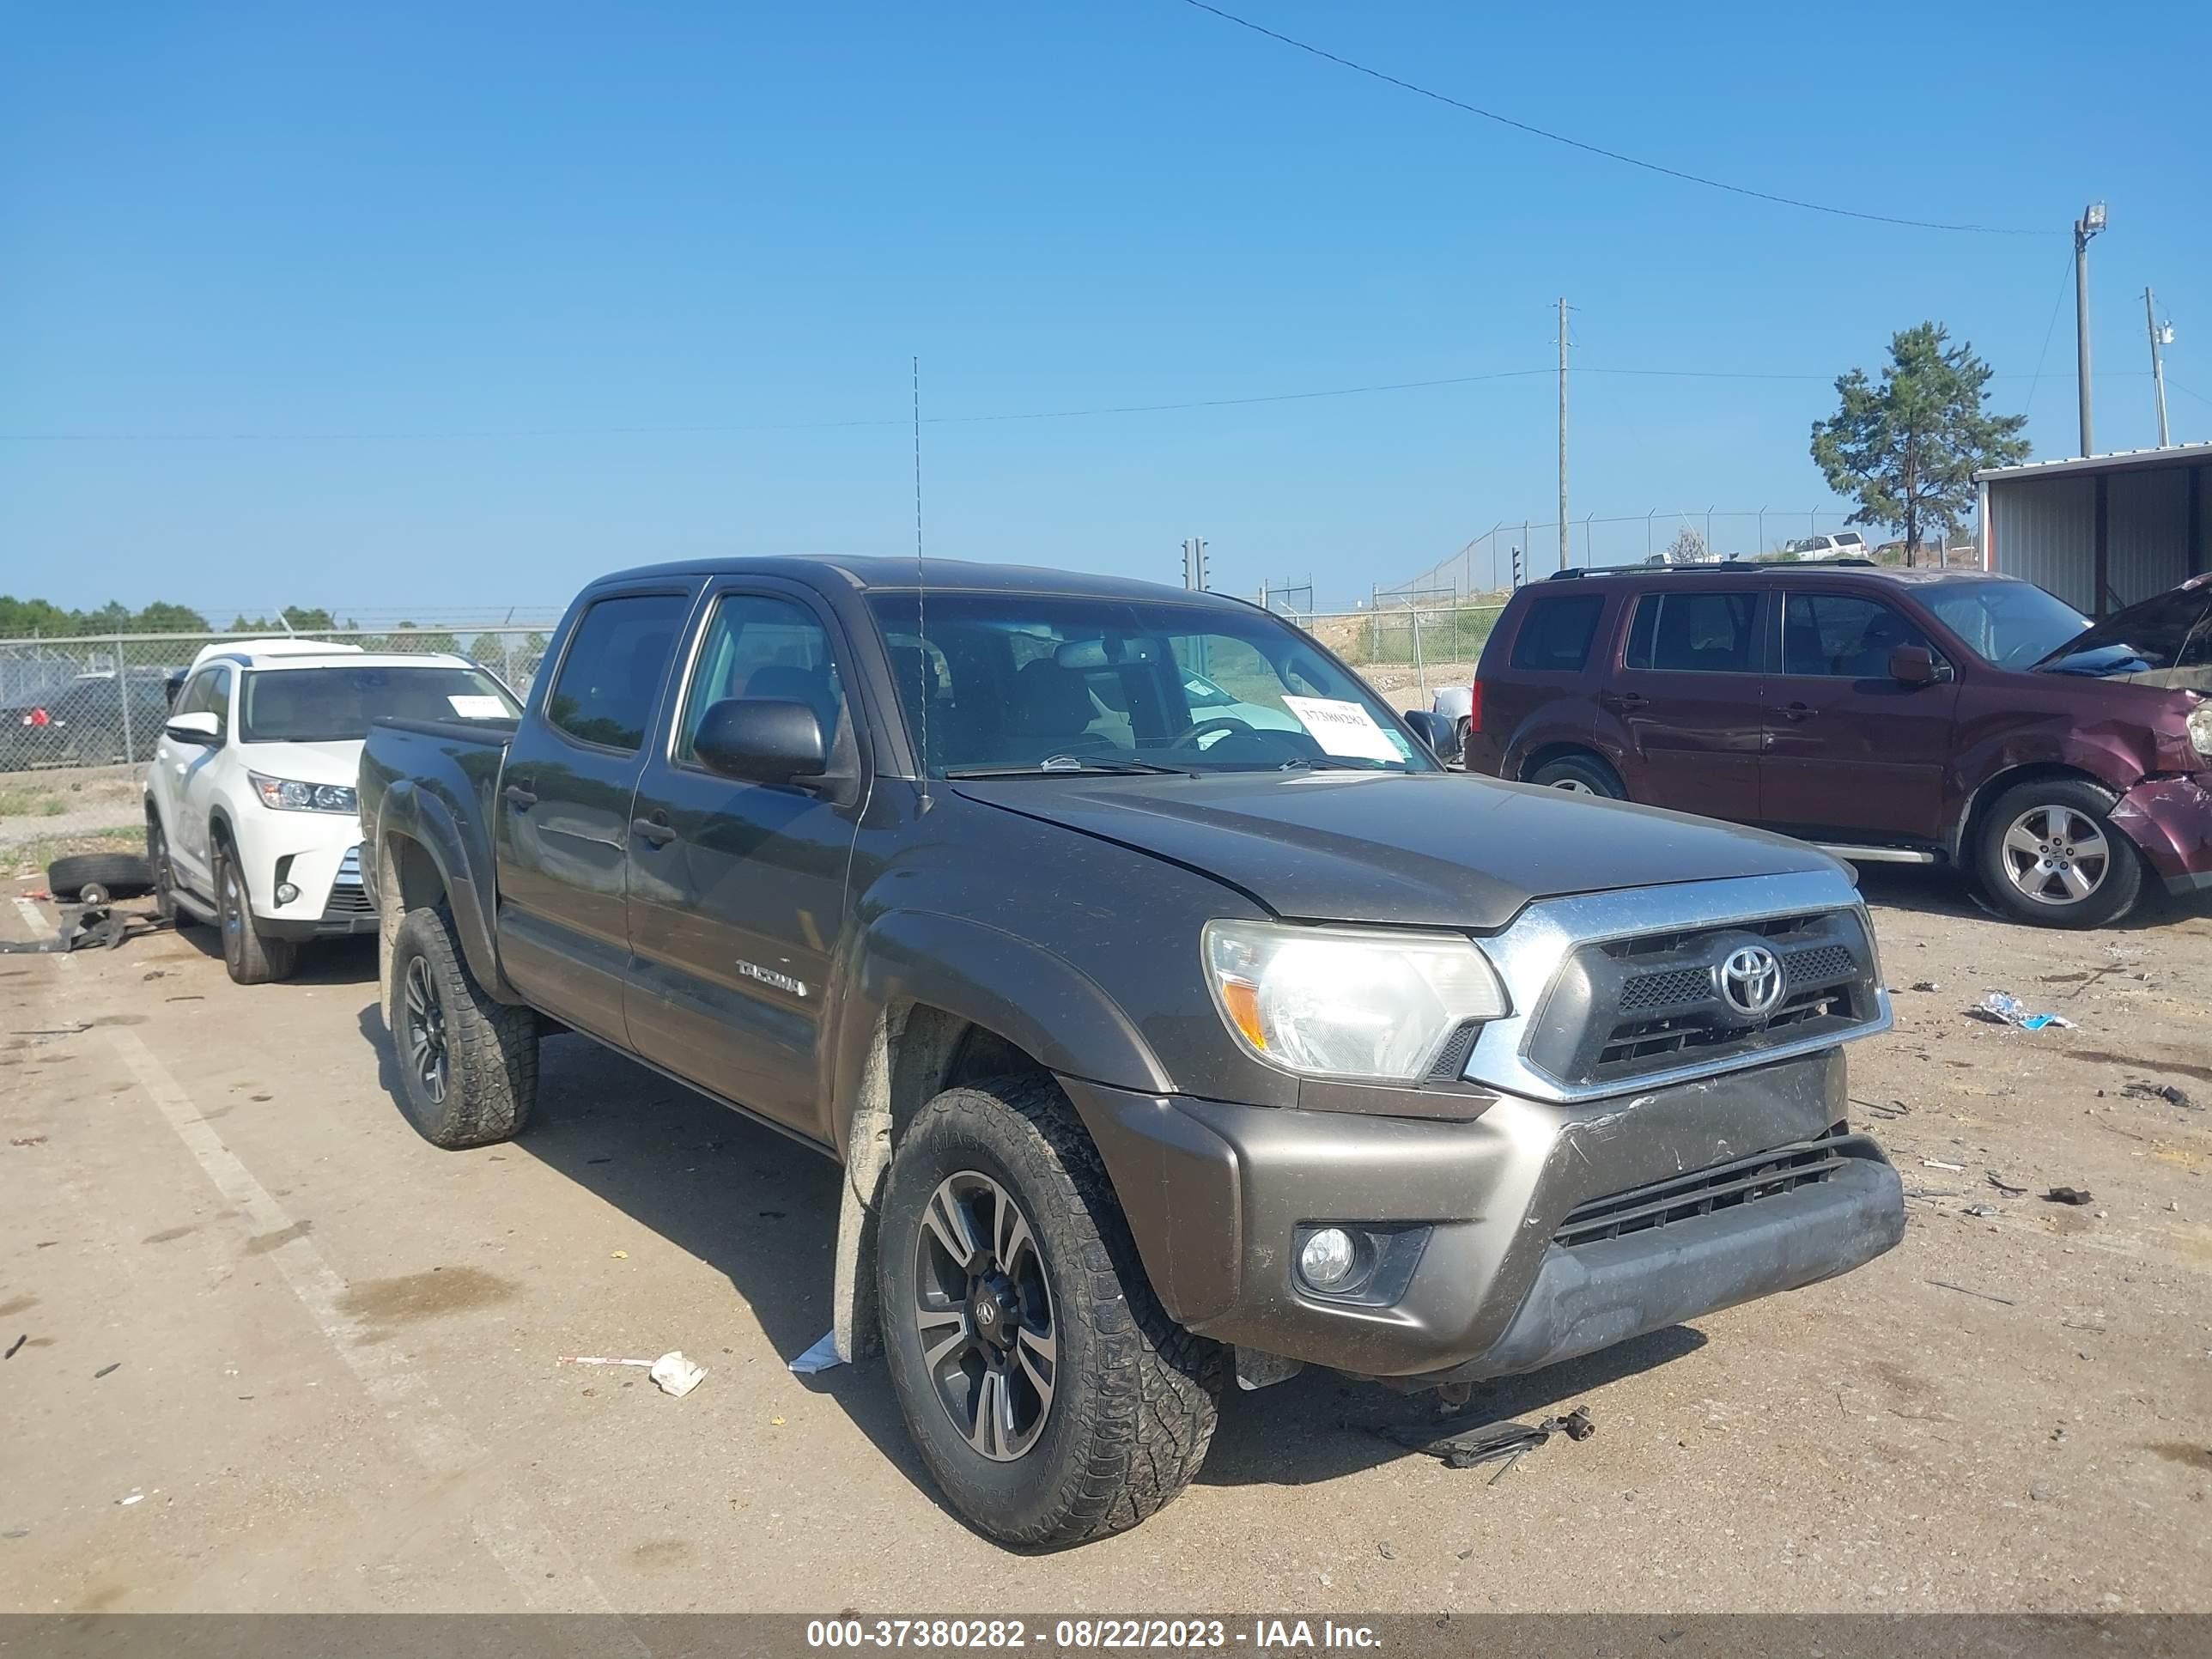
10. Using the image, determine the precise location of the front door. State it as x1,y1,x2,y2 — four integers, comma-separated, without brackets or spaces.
496,586,696,1045
1606,586,1769,819
625,584,865,1139
155,662,234,893
1761,590,1958,842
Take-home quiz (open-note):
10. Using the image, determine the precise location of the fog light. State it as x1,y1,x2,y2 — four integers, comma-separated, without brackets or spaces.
1297,1227,1358,1291
275,882,300,906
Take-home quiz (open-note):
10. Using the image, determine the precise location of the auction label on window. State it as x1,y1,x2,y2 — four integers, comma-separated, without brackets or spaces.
1279,696,1402,763
448,695,509,718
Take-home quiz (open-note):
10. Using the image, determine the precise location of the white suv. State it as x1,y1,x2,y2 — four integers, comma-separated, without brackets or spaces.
146,641,519,982
1784,532,1870,561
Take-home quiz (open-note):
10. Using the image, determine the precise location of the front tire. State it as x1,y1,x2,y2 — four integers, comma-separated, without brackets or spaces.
1526,751,1626,798
214,840,297,983
387,905,538,1147
146,817,179,925
878,1076,1223,1547
1977,778,2143,929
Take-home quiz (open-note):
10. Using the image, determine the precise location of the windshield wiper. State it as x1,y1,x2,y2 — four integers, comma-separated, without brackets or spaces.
945,756,1194,779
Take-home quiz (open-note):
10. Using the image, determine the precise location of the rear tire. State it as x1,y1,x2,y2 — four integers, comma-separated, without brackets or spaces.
878,1075,1223,1547
214,839,297,984
1526,751,1626,798
387,905,538,1148
46,852,155,902
1976,778,2143,929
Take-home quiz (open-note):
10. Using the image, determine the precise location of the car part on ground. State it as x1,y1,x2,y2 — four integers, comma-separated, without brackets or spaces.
45,852,155,903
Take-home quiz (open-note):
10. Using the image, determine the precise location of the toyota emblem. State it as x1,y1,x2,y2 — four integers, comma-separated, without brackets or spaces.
1717,945,1784,1018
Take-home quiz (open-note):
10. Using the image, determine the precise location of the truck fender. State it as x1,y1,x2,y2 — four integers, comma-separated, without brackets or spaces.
823,910,1175,1362
370,780,515,1004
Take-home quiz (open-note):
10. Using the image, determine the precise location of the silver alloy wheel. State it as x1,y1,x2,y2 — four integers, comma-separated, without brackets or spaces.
2000,804,2111,907
402,954,450,1104
912,1171,1058,1462
1553,777,1596,794
221,860,244,963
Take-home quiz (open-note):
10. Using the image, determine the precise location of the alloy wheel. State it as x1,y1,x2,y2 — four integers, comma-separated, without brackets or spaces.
221,862,244,965
2000,805,2111,907
1553,778,1596,794
403,955,450,1104
912,1171,1058,1462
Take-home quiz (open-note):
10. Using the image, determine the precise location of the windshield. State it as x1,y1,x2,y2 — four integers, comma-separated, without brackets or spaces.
866,592,1435,776
1920,580,2089,670
240,665,520,743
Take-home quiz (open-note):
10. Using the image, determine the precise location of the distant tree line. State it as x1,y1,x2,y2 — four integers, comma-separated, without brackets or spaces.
0,597,212,637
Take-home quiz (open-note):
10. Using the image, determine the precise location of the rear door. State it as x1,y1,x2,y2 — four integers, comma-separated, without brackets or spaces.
1760,589,1958,842
1605,586,1768,818
624,583,865,1137
495,586,696,1045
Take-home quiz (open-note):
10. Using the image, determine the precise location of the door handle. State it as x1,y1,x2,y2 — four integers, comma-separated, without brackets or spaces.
503,784,538,810
1600,690,1647,710
1782,702,1816,722
631,816,677,848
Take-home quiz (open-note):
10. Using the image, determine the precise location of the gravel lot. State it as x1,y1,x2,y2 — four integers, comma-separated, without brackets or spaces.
3,859,2207,1615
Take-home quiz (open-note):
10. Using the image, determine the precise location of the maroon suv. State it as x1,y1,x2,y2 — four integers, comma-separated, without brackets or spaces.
1463,562,2212,927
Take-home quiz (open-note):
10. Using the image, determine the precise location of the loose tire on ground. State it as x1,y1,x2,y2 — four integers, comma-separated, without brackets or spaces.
213,840,296,983
1526,751,1626,798
1976,776,2144,929
47,852,155,902
878,1074,1224,1547
387,905,538,1148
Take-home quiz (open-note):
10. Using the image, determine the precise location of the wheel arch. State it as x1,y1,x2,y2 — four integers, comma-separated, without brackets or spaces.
368,780,512,1003
1948,761,2114,864
1518,741,1621,788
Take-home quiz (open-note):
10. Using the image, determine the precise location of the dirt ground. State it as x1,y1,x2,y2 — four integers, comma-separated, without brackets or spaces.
2,862,2207,1616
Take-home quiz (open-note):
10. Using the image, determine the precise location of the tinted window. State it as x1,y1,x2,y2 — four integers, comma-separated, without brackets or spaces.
544,593,690,752
1626,592,1759,672
240,665,519,743
1508,596,1605,672
1783,595,1932,678
676,593,847,765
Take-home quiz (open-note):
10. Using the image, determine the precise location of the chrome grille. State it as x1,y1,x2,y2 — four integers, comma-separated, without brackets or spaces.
1554,1128,1852,1249
321,845,374,919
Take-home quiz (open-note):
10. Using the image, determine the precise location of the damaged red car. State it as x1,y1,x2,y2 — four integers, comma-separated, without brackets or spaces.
1462,564,2212,928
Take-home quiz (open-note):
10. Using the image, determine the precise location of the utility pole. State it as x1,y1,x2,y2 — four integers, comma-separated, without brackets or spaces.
1556,297,1571,570
2074,201,2106,458
2146,288,2173,447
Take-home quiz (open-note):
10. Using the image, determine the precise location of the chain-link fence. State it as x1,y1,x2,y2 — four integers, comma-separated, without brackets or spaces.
1296,604,1504,698
0,625,560,775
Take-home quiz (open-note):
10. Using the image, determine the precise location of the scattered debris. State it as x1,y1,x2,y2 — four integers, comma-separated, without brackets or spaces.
9,1136,47,1148
2045,1187,2094,1206
2124,1081,2196,1109
1986,1170,2028,1196
3,1335,23,1360
1970,992,2074,1031
647,1351,707,1398
1922,1158,1966,1172
610,1250,628,1260
1963,1203,1999,1218
1905,1187,1963,1200
93,1362,119,1379
1910,981,1941,993
1,1528,25,1539
769,1415,787,1426
118,1492,143,1507
1370,1404,1595,1480
1853,1097,1911,1121
1927,1279,2016,1306
789,1330,844,1376
1376,1541,1398,1559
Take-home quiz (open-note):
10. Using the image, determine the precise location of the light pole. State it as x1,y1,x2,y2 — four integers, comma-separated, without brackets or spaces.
2146,288,2173,447
2074,201,2106,458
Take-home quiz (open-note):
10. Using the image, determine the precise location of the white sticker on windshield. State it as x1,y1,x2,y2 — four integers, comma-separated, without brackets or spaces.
1279,696,1404,763
447,695,509,719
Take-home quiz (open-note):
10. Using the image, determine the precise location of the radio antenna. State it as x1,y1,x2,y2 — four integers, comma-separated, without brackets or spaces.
912,354,931,811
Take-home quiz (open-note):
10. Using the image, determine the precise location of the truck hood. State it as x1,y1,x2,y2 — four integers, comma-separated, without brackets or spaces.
2036,573,2212,691
955,770,1840,930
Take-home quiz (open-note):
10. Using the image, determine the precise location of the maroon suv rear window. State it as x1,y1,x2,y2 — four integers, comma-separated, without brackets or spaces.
1510,596,1605,672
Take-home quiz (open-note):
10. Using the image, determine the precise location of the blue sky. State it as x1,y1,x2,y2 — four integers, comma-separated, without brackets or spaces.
4,1,2208,616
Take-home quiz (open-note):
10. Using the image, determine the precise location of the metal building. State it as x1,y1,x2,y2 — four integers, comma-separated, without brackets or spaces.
1976,442,2212,618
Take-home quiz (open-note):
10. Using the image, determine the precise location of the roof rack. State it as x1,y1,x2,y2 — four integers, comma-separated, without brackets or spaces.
1545,556,1881,580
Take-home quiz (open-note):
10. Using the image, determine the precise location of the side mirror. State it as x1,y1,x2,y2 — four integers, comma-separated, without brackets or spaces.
693,698,827,787
1401,708,1450,757
163,711,222,745
1888,645,1948,686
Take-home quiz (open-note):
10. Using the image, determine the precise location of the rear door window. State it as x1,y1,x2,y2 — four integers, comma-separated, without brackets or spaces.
544,592,691,753
1783,594,1934,678
1625,592,1761,672
1508,595,1606,672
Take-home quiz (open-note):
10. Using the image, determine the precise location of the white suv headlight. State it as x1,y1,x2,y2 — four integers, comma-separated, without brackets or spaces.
1202,920,1509,1083
250,772,357,813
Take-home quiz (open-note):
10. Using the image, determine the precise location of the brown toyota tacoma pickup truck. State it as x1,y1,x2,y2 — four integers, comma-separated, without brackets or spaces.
359,556,1905,1546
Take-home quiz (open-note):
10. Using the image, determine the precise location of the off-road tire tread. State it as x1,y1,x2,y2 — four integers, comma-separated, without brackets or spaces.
391,905,537,1149
885,1074,1224,1547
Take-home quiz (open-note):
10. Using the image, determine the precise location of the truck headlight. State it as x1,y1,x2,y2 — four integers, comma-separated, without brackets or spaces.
251,773,357,813
2189,704,2212,761
1202,920,1509,1082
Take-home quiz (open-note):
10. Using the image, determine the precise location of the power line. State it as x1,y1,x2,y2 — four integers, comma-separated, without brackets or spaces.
2021,248,2077,420
1176,0,2049,236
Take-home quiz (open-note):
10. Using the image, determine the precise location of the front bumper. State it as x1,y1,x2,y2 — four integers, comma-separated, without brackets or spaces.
246,838,379,939
2108,774,2212,897
1064,1047,1903,1382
